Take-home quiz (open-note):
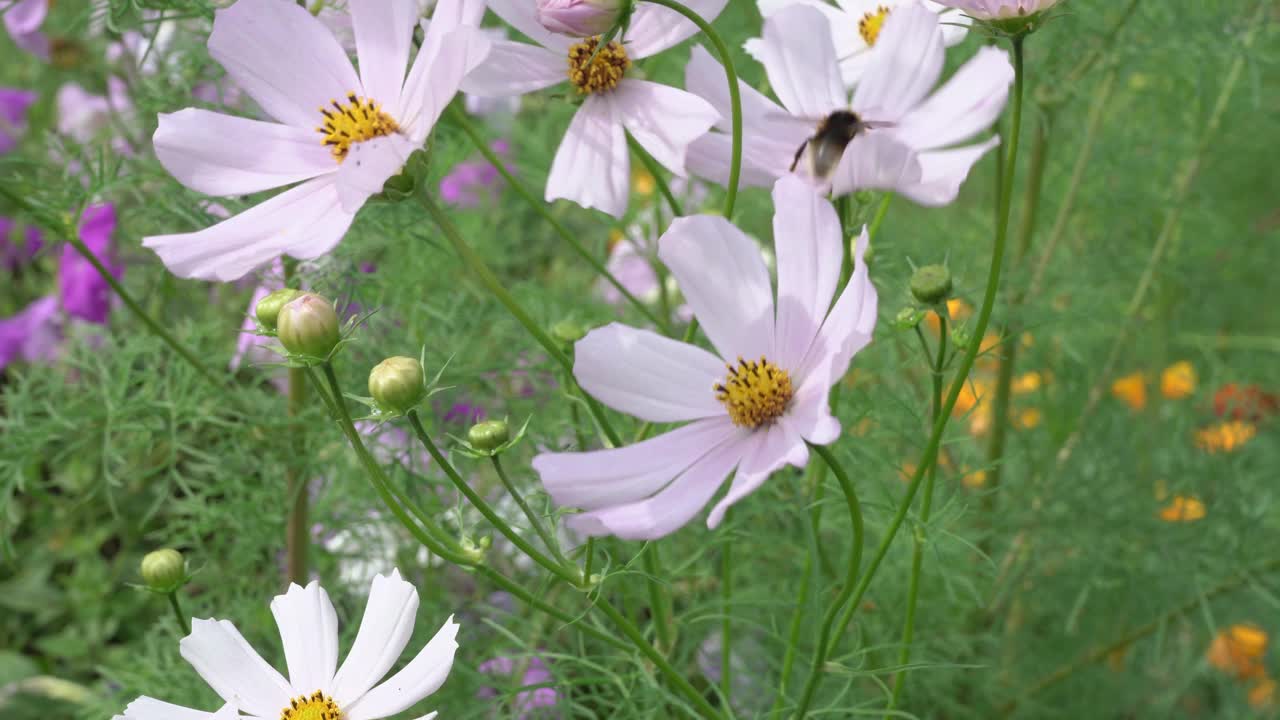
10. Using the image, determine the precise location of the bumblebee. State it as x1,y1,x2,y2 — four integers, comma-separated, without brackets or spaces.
790,110,893,181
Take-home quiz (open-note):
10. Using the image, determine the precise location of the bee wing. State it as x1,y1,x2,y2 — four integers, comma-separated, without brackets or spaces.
765,111,825,125
860,120,897,130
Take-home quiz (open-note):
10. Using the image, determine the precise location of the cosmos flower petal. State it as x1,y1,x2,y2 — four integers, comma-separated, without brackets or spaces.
574,322,728,423
898,137,1000,206
271,581,340,696
852,1,944,120
546,97,630,218
566,429,751,540
615,80,719,177
115,698,241,720
331,570,420,706
485,0,574,52
142,177,356,282
757,6,846,118
460,40,565,98
686,132,784,189
772,175,843,373
659,215,776,362
828,131,923,197
3,0,47,34
349,0,419,120
802,226,877,385
706,420,807,528
534,417,741,510
894,45,1011,149
748,0,862,78
786,369,842,444
624,0,728,59
335,133,417,212
343,616,460,720
685,45,809,141
399,25,491,139
208,0,361,129
179,618,293,717
153,109,336,197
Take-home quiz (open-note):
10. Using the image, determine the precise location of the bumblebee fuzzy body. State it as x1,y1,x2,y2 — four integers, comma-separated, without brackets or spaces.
790,110,884,181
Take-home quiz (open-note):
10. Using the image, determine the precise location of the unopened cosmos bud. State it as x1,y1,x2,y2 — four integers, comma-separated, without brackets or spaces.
255,288,302,330
140,548,186,592
910,265,953,305
551,320,587,345
468,419,510,452
277,293,340,357
369,356,426,413
535,0,626,37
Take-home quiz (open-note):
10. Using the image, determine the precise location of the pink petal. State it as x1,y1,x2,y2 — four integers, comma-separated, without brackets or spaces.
614,80,718,177
686,132,784,189
485,0,573,53
545,98,629,218
685,44,809,144
534,417,741,510
459,40,565,98
771,175,842,372
400,25,491,139
706,419,807,527
899,136,1000,206
757,6,846,118
153,109,335,196
142,177,356,281
625,0,728,59
3,0,46,35
800,226,877,387
659,215,775,362
893,45,1012,150
209,0,361,129
851,0,943,120
350,0,419,120
574,322,727,423
828,131,923,197
335,133,416,211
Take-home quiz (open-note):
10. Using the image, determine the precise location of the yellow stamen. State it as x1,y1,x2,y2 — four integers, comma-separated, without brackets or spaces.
715,357,793,429
316,92,399,162
280,690,343,720
567,37,630,95
859,5,892,46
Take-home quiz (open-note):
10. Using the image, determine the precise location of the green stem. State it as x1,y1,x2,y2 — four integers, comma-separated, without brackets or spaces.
642,544,675,653
792,444,864,718
769,467,823,718
491,455,567,565
284,261,309,586
166,592,190,636
721,539,732,704
582,537,596,579
445,105,669,333
641,0,742,219
472,566,628,651
836,195,854,290
867,194,892,242
416,189,623,448
629,133,685,217
406,411,584,587
886,316,947,713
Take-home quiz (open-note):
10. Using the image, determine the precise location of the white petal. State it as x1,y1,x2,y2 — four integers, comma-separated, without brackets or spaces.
828,131,923,198
758,6,846,118
896,137,1000,206
851,0,943,120
800,227,877,387
343,616,460,720
892,45,1012,150
625,0,728,59
534,417,740,510
659,215,775,362
209,0,361,129
179,618,292,717
485,0,573,52
786,368,842,445
142,177,356,282
546,98,629,218
574,322,727,422
336,133,416,212
567,429,750,540
686,132,783,189
615,80,718,177
460,40,565,97
331,569,420,706
350,0,418,120
271,581,339,696
399,25,491,139
750,0,864,83
685,45,801,136
118,697,237,720
771,175,843,373
153,109,335,197
706,419,807,527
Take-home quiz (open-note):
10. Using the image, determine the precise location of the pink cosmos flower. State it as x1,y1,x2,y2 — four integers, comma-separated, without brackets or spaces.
745,0,970,88
142,0,491,281
1,0,49,59
531,176,879,539
0,215,43,270
687,1,1012,206
0,87,36,154
935,0,1060,19
59,203,122,324
477,655,560,718
536,0,624,37
461,0,725,218
440,139,511,208
0,296,61,372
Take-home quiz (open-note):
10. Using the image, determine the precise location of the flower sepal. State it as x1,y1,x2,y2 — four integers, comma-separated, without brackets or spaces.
893,306,926,331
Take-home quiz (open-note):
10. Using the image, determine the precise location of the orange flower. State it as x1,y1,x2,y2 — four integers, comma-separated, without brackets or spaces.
1250,675,1276,709
924,298,971,333
1158,495,1206,522
1207,624,1269,681
1196,421,1258,454
1215,383,1279,422
1160,361,1196,400
1111,372,1147,411
1012,371,1044,395
632,169,655,197
962,469,987,489
1015,408,1042,430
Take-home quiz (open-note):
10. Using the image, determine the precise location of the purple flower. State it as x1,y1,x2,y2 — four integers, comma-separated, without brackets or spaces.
440,140,511,208
0,87,37,153
2,0,49,59
58,203,122,325
477,655,560,718
56,78,133,150
443,402,486,425
0,296,61,372
1,215,43,270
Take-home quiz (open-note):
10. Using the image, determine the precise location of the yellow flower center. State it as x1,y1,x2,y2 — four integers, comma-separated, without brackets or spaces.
316,93,400,163
715,357,794,429
280,691,343,720
567,37,630,95
859,6,892,46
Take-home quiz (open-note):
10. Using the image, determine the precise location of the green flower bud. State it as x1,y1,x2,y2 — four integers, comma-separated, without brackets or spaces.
910,264,953,305
468,419,510,452
551,320,587,345
140,548,186,592
893,307,925,330
369,356,426,413
277,293,340,357
254,288,302,330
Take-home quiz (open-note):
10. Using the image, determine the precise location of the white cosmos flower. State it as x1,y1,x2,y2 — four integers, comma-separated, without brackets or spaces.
459,0,726,218
113,570,458,720
142,0,490,281
531,176,878,540
687,0,1012,206
744,0,970,88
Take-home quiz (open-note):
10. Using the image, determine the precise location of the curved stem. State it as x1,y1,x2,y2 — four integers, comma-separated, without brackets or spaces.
472,566,627,651
641,0,742,219
792,443,864,718
491,455,568,565
166,592,190,636
628,133,685,217
445,106,669,332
